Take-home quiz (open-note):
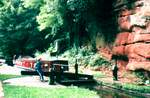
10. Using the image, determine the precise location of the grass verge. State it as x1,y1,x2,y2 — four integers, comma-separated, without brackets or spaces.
0,74,21,81
1,74,98,98
3,85,98,98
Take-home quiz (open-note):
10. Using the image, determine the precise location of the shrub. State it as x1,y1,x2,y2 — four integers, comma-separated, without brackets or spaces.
61,47,111,67
134,70,147,82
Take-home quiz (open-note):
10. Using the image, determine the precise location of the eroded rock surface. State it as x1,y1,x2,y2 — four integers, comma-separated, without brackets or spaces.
112,0,150,71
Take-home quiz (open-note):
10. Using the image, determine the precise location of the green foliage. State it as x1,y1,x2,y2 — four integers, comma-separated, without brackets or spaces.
66,0,88,23
37,0,63,32
34,50,51,60
133,70,148,82
61,47,111,67
93,72,106,78
88,54,111,67
0,0,117,64
133,70,150,85
3,85,98,98
47,43,55,53
0,0,49,60
22,0,43,9
37,0,117,52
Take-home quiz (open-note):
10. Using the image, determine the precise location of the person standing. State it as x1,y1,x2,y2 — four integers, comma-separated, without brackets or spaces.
112,59,118,81
35,58,44,82
75,59,78,79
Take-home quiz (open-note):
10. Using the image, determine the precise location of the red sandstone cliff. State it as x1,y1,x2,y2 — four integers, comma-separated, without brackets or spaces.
98,0,150,71
112,0,150,71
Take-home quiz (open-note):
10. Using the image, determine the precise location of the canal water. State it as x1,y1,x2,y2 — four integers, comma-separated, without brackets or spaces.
95,86,149,98
81,84,149,98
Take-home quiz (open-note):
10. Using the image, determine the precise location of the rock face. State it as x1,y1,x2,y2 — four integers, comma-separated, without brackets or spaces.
112,0,150,71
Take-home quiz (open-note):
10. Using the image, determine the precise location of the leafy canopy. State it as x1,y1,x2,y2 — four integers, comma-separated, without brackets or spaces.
0,0,48,59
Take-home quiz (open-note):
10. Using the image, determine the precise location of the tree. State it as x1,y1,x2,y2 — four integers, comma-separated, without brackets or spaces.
0,0,48,65
36,0,117,52
37,0,90,50
37,0,64,37
0,0,117,63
